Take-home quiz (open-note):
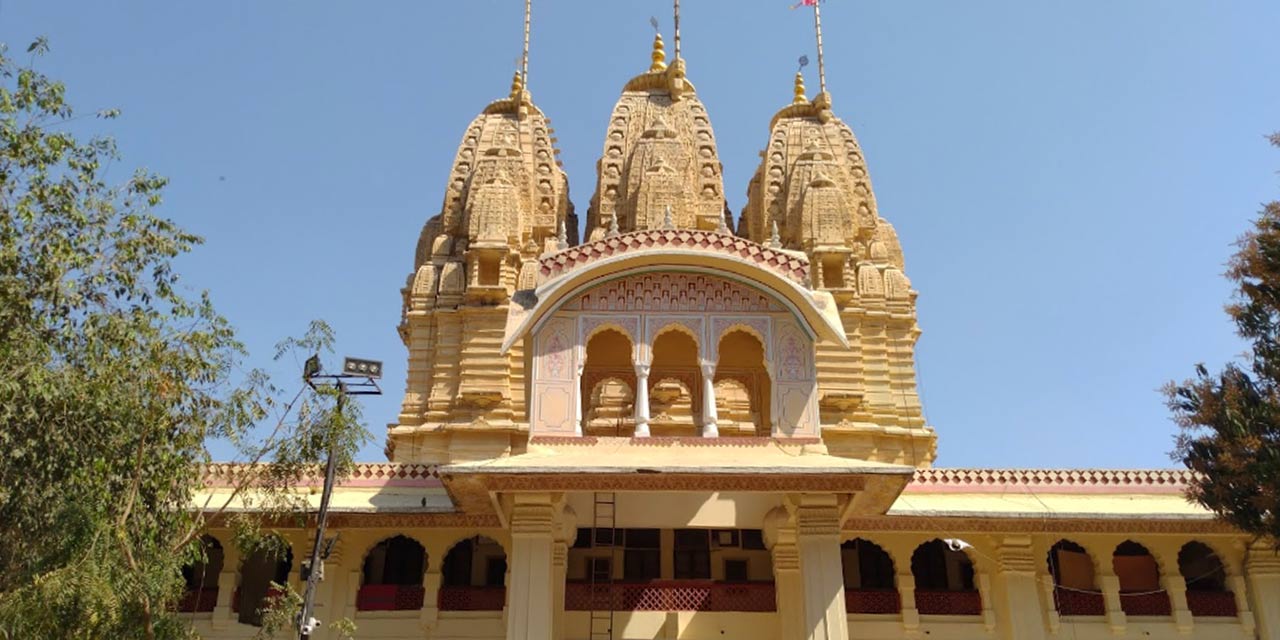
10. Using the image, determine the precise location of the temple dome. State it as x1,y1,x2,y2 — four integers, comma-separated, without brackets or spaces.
584,34,730,241
413,73,574,272
740,74,905,276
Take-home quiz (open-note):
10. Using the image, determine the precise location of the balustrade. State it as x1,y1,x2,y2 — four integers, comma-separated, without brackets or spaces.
356,584,426,611
564,581,775,612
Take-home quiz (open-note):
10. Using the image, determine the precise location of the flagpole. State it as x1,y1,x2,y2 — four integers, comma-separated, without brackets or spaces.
813,0,826,95
521,0,531,88
673,0,681,59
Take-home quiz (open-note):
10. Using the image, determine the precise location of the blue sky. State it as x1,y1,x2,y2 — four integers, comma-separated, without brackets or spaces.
4,1,1278,467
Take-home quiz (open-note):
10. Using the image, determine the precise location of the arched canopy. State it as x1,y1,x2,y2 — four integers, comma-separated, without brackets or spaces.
502,247,848,353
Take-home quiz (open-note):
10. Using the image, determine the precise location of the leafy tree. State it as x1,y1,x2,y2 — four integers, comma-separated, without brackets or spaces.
1167,133,1280,542
0,40,369,638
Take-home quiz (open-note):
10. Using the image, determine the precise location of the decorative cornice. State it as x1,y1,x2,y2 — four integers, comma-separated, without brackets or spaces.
908,468,1192,495
201,463,440,488
528,436,822,448
539,229,809,286
843,515,1233,535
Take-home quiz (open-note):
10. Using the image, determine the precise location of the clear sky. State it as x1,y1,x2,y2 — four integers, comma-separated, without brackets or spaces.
4,1,1278,468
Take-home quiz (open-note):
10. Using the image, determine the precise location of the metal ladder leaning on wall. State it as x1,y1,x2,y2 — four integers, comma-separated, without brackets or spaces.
588,492,617,640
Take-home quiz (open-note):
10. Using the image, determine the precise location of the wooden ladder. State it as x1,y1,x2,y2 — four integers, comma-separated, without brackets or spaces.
588,492,617,640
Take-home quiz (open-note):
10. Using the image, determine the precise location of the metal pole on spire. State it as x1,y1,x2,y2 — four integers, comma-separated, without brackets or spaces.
672,0,681,59
521,0,531,89
813,0,827,95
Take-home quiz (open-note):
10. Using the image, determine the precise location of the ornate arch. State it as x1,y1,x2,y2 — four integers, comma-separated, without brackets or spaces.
357,534,431,574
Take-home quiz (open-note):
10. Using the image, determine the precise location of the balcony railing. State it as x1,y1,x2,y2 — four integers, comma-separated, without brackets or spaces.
1186,590,1238,617
356,584,425,611
565,581,776,612
176,587,218,613
230,585,285,614
438,586,506,611
1053,587,1105,616
1119,592,1172,616
914,589,982,616
845,589,900,615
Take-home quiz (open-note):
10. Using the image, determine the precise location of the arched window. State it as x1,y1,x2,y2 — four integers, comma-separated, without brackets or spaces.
714,329,771,436
236,541,292,626
178,535,223,613
357,536,427,611
841,539,899,614
439,536,507,611
1046,539,1103,615
649,329,700,436
581,328,636,435
1112,540,1171,616
1179,542,1237,617
910,539,980,615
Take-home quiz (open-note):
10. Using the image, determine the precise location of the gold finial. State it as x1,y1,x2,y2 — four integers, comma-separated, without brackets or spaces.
509,71,523,98
650,33,667,72
793,71,807,105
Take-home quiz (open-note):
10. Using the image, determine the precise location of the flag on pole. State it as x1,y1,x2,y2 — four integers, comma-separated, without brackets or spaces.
790,0,822,9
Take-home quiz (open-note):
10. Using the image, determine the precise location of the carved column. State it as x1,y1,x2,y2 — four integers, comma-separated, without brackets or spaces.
552,506,576,640
1160,560,1193,634
633,363,651,437
993,536,1046,640
211,544,239,630
1099,573,1127,634
794,494,849,640
1246,540,1280,640
898,573,920,633
506,493,557,640
765,509,805,640
700,361,719,437
574,357,586,437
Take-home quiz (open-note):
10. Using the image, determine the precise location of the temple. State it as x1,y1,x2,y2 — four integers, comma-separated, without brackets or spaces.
189,28,1280,640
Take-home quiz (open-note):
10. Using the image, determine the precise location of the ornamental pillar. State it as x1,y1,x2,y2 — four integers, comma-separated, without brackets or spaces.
1246,540,1280,640
552,506,576,640
210,543,239,630
1161,570,1193,633
574,358,585,436
765,509,805,640
633,363,651,437
897,573,920,632
1099,573,1127,634
700,361,719,437
794,494,849,640
506,493,557,640
992,536,1046,640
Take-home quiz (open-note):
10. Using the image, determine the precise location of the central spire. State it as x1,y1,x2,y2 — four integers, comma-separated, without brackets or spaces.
583,28,729,241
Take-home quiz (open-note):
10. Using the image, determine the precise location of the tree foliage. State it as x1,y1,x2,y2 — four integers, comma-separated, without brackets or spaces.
0,41,369,638
1167,133,1280,542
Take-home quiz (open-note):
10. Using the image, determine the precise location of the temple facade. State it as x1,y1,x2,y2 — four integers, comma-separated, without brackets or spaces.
190,34,1280,640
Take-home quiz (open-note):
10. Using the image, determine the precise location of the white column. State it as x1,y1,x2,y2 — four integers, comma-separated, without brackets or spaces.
1246,541,1280,640
574,358,585,436
770,528,805,640
634,363,651,437
1100,573,1127,634
507,493,557,640
794,494,849,640
700,361,718,437
993,536,1046,640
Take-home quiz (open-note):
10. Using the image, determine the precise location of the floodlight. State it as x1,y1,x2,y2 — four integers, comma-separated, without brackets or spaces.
343,357,382,379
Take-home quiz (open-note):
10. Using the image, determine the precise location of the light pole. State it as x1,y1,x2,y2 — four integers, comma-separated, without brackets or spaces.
298,355,383,640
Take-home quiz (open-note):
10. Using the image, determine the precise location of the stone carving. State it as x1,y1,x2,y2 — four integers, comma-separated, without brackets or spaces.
564,273,780,313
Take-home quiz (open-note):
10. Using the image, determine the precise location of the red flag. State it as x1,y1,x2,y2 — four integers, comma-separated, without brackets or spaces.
790,0,821,8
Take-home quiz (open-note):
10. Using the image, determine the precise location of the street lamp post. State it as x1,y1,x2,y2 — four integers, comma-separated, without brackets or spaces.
298,356,383,640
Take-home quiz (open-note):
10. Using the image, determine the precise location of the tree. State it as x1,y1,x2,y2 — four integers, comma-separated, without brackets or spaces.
1167,133,1280,543
0,40,369,638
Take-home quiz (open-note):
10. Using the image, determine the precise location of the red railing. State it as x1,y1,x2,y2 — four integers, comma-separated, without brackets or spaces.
565,581,776,612
356,584,425,611
914,590,982,616
845,589,900,614
1053,587,1105,616
177,587,219,613
230,586,285,614
438,586,506,611
1186,591,1238,617
1119,592,1172,616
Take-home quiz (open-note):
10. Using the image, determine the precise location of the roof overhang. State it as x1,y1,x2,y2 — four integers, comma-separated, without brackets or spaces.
501,248,848,354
